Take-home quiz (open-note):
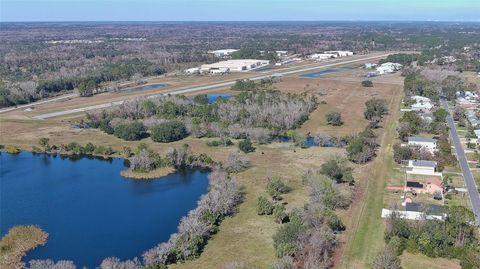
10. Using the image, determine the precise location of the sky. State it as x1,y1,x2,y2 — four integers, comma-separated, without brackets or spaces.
1,0,479,22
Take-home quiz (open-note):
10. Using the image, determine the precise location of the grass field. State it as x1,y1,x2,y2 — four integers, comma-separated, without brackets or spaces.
400,252,460,269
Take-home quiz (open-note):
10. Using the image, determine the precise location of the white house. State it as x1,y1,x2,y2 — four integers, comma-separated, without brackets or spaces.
376,62,403,74
407,160,442,176
411,101,434,112
467,110,480,127
381,203,445,221
276,51,288,57
408,136,437,153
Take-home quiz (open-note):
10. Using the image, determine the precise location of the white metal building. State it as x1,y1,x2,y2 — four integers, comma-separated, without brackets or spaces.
407,160,442,176
376,62,403,74
324,50,354,57
200,59,270,73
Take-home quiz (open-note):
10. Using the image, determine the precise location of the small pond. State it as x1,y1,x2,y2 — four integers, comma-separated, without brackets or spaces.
207,93,232,104
274,136,319,147
121,83,169,93
0,152,209,268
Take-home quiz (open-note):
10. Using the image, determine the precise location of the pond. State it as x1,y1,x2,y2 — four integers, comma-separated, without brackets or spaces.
274,136,319,147
301,69,341,78
207,93,232,104
0,152,209,268
120,83,169,93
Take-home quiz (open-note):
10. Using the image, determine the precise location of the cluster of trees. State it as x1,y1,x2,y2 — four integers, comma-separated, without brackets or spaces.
206,138,234,147
0,59,166,107
312,133,348,148
256,178,291,223
403,69,466,101
143,169,242,266
129,144,215,173
397,108,448,142
88,89,317,143
270,168,352,268
32,138,115,156
231,78,276,92
326,112,343,126
346,126,379,164
382,205,480,269
379,53,418,66
223,152,250,173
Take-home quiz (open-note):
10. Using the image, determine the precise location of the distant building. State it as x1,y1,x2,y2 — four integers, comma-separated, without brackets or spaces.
364,63,378,69
324,50,354,57
184,67,200,74
411,101,434,112
200,59,270,74
276,51,288,57
208,49,239,58
466,110,480,127
376,62,403,74
408,136,437,153
310,53,338,60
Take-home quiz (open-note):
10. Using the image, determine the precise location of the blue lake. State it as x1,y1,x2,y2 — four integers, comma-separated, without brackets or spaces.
0,152,209,268
207,93,232,104
121,83,168,93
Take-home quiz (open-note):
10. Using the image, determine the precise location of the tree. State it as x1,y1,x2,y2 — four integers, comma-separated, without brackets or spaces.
361,80,374,87
224,152,250,173
372,247,402,269
239,138,255,153
38,137,50,150
364,98,388,121
78,79,97,97
393,144,412,163
266,177,291,200
256,196,274,215
150,121,188,143
320,156,354,183
326,112,343,126
113,122,147,141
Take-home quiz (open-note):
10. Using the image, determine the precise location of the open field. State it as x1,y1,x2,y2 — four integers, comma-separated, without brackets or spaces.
0,55,405,268
400,252,461,269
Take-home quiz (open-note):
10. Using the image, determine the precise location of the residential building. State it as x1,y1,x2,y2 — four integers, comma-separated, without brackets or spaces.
381,203,445,220
407,160,441,176
466,110,480,127
408,136,437,153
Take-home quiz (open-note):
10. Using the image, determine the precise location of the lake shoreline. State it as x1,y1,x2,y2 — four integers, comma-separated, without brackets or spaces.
0,226,48,269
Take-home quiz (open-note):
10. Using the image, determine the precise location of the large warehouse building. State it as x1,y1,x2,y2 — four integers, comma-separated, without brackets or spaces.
199,59,270,73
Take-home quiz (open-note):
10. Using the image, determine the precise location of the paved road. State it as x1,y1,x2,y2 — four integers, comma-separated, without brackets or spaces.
30,53,389,119
442,99,480,225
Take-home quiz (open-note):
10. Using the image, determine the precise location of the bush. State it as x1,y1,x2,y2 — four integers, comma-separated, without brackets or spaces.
320,156,354,183
266,178,291,200
362,80,374,87
150,121,188,143
256,196,274,215
113,121,147,141
326,112,343,126
273,221,304,257
207,138,233,147
6,145,21,154
273,204,288,224
239,138,255,153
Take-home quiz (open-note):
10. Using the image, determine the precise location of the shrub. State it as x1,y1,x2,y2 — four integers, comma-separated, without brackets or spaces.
266,178,291,200
113,121,147,141
273,204,288,224
273,221,304,257
150,121,188,143
256,196,274,215
320,156,354,183
6,145,21,154
361,80,374,87
326,112,343,126
238,138,255,153
207,138,233,147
